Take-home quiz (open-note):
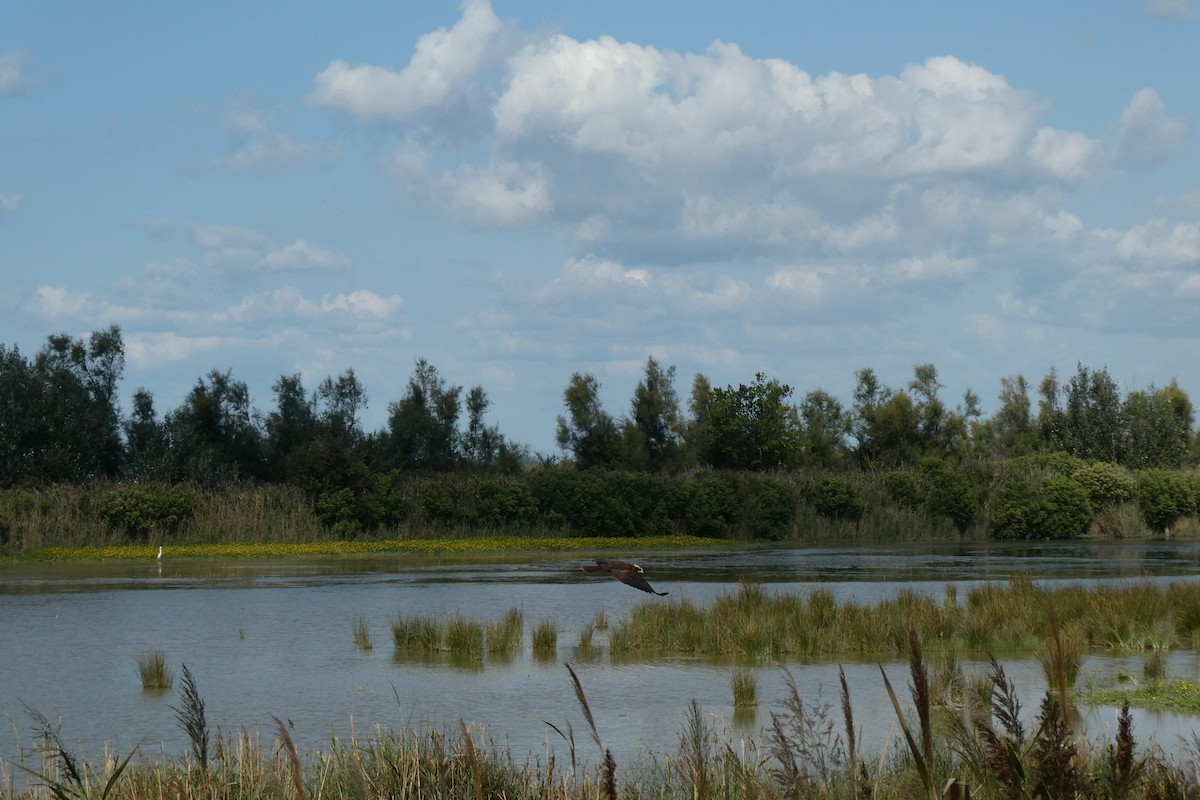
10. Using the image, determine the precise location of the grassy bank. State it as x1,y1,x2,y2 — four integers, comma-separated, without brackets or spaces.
7,642,1200,800
19,534,717,562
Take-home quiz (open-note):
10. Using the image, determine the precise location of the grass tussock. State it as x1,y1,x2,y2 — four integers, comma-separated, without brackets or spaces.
351,614,373,651
532,618,558,657
485,606,524,654
729,669,758,707
135,649,174,691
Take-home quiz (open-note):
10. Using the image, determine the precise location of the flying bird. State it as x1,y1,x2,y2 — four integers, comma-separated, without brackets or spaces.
581,558,668,595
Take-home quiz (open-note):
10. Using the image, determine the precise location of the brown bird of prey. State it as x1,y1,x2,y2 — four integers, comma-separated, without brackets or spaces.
581,558,668,595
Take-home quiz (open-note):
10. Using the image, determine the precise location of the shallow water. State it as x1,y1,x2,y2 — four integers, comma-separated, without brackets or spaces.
2,539,1200,778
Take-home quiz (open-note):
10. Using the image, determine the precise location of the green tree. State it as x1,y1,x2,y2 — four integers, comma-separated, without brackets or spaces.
165,369,266,481
316,368,367,443
624,357,682,471
703,373,801,471
1123,382,1192,468
798,388,850,468
387,359,462,471
123,388,170,480
555,373,620,469
266,373,317,477
981,374,1036,457
1059,364,1122,462
32,325,127,480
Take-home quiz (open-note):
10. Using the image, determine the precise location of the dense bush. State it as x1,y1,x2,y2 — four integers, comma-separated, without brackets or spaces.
990,477,1037,540
471,479,539,529
98,484,195,540
920,459,976,532
742,476,799,538
882,470,922,508
809,476,863,522
1137,469,1197,533
1072,461,1136,507
1034,475,1093,539
680,470,738,537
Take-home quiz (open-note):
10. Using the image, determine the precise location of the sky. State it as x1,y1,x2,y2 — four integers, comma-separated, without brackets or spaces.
2,1,1198,455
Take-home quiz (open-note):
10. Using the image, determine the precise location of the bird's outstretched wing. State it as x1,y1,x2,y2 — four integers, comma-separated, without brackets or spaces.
611,567,668,596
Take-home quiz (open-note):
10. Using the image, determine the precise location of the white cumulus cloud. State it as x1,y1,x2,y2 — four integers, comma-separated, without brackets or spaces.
308,0,504,121
1116,88,1189,167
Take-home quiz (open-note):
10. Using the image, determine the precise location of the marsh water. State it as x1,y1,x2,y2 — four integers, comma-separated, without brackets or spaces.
4,540,1200,775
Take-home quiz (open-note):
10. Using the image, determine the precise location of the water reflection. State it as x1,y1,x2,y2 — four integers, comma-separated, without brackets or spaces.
2,539,1200,777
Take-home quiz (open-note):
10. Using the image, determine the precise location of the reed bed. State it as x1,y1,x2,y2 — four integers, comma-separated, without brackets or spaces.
135,649,173,690
608,575,1200,658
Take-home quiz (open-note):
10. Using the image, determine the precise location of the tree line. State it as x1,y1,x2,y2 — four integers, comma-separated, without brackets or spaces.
1,325,1197,545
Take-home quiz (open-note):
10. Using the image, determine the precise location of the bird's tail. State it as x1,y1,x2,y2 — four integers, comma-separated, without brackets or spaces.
581,565,606,573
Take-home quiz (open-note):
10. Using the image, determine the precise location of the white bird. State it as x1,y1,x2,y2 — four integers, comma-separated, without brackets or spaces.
156,546,163,561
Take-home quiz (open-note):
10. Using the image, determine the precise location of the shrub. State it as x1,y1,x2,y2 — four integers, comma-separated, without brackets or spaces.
921,463,975,532
991,478,1037,540
883,470,922,508
742,476,799,539
472,479,538,529
1034,476,1093,539
1137,469,1197,533
810,476,862,523
315,487,362,537
98,484,194,541
1072,461,1136,508
681,470,738,538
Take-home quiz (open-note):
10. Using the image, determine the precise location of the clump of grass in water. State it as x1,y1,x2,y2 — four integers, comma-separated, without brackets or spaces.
594,608,608,630
392,613,442,651
532,618,557,656
578,621,595,650
352,614,373,651
136,648,174,690
729,669,757,707
444,613,484,657
485,605,524,653
1143,648,1167,681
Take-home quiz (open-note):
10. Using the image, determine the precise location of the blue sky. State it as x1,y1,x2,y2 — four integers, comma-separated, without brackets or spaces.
2,1,1198,454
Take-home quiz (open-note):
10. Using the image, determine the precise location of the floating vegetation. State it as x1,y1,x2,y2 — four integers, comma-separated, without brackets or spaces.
1087,678,1200,712
135,649,174,691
